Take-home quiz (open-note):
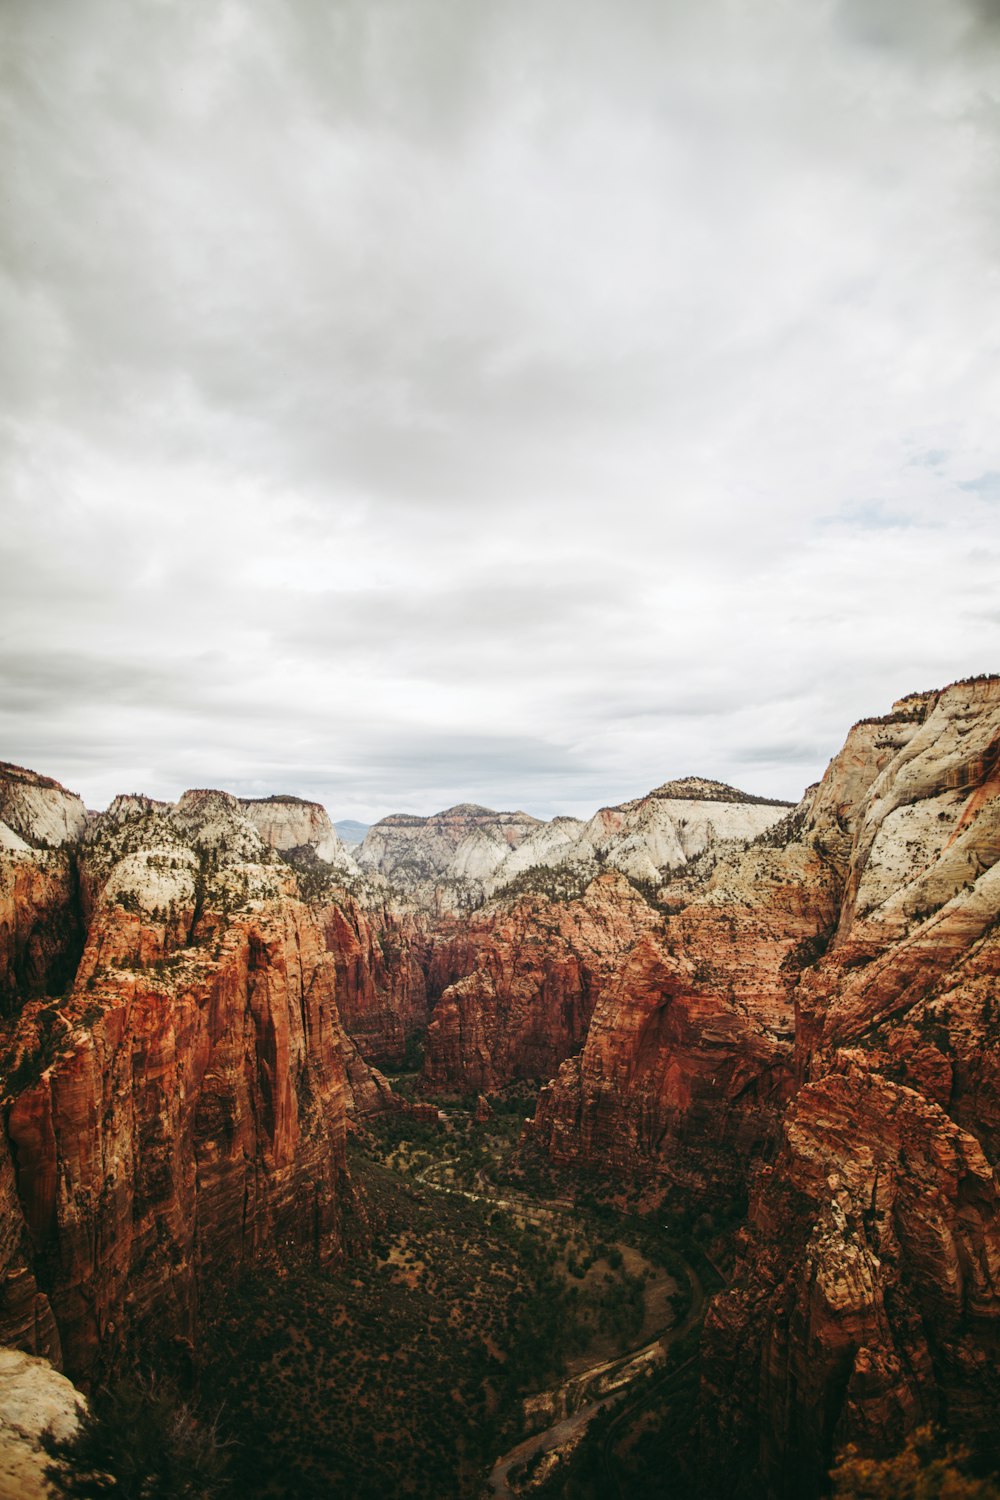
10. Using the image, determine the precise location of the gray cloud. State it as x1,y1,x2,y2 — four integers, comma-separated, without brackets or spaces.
2,0,999,821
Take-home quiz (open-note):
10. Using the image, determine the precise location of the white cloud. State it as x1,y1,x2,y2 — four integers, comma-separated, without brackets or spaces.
2,0,999,820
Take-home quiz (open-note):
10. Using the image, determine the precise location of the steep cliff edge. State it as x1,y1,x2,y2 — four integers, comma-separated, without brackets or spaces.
0,764,88,851
520,678,1000,1494
697,678,1000,1494
238,794,358,872
526,821,839,1187
0,791,372,1383
422,872,660,1091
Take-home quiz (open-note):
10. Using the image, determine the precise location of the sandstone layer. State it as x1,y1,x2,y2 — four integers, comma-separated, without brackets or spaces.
357,780,791,911
525,677,1000,1493
423,872,661,1092
0,1347,84,1500
0,764,88,851
0,789,377,1383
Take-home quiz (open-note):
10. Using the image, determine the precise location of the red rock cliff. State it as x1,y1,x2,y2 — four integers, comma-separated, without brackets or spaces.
422,872,661,1092
0,793,374,1384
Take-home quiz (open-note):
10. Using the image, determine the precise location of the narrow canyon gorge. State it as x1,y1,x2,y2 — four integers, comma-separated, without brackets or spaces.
1,676,998,1498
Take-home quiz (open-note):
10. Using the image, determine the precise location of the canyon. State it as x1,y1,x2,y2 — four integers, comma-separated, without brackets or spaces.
0,676,998,1498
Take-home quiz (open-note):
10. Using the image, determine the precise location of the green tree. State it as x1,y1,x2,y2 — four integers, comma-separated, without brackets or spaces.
44,1377,231,1500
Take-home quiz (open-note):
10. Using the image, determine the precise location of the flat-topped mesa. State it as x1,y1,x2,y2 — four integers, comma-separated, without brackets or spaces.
356,804,543,899
238,793,355,868
0,762,88,849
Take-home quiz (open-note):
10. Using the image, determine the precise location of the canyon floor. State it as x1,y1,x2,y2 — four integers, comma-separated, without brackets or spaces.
196,1085,715,1499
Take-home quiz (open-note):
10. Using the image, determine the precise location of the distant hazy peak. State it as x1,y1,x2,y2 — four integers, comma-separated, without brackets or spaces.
374,805,540,828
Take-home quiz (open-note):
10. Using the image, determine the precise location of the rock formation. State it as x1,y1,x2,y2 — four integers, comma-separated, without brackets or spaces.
1,677,997,1495
314,889,429,1066
527,812,838,1186
0,787,378,1383
0,1347,84,1500
239,794,358,871
0,764,88,851
357,781,791,910
525,676,1000,1493
523,776,792,886
356,803,544,909
423,872,661,1091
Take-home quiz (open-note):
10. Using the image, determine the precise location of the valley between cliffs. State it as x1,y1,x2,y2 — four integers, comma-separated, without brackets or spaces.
1,675,998,1499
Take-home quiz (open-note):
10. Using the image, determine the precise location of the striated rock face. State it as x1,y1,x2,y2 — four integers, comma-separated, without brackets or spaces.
0,793,376,1383
0,1347,84,1500
0,764,88,850
357,782,791,910
315,891,429,1067
423,872,661,1092
528,823,838,1182
550,776,792,886
700,679,1000,1495
239,794,357,871
702,1069,1000,1497
523,677,1000,1495
498,679,1000,1493
357,803,543,908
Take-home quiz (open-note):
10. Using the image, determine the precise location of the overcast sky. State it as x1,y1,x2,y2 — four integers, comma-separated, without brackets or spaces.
2,0,999,822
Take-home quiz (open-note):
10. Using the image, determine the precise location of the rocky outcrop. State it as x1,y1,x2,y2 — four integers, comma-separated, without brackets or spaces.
542,776,792,886
698,679,1000,1494
358,783,792,910
0,765,87,851
522,677,1000,1494
702,1068,1000,1497
0,794,374,1383
528,826,839,1183
239,795,358,871
357,803,544,908
0,1348,84,1500
423,872,661,1092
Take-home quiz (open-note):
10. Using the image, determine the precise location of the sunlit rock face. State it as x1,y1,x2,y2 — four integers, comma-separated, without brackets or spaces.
0,1348,85,1500
0,763,88,851
0,791,379,1383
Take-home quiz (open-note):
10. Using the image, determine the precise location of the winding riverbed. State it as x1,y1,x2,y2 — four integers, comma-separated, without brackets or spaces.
412,1155,703,1497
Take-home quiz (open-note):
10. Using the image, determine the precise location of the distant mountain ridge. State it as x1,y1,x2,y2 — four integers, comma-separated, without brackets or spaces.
356,777,792,905
334,819,370,847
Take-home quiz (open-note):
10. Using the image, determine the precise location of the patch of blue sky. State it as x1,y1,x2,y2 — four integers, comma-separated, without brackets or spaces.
818,500,925,531
957,472,1000,501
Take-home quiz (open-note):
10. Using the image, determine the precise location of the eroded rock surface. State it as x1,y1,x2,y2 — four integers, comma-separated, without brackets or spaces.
423,872,660,1091
0,793,375,1382
0,1347,84,1500
521,677,1000,1493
